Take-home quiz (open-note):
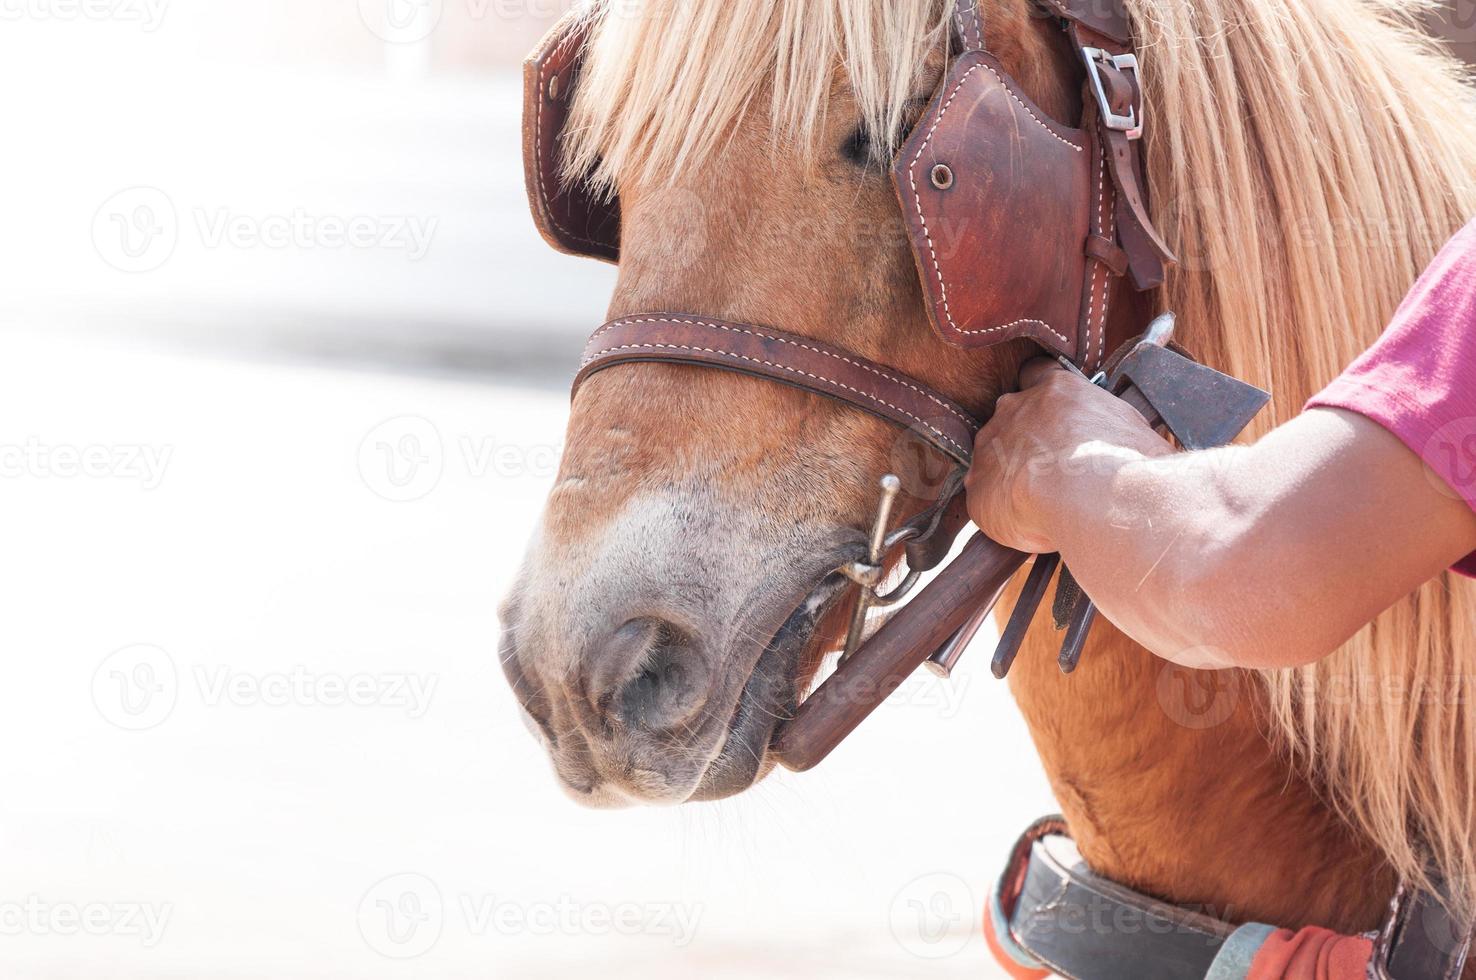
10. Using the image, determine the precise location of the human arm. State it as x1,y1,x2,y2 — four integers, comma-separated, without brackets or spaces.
964,361,1476,670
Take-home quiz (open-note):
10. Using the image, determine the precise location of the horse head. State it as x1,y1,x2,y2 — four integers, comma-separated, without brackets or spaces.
498,0,1142,806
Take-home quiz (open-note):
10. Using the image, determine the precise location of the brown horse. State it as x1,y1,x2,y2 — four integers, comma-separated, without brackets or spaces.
500,0,1476,943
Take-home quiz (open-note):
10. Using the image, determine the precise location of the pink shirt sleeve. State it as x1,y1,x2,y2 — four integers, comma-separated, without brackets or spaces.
1305,218,1476,577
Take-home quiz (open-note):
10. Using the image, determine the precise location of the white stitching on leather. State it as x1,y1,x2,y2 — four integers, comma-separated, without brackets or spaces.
534,21,607,252
586,316,979,431
956,317,1068,341
1096,147,1116,372
933,62,1082,153
954,0,984,51
907,62,1079,349
581,341,972,461
1085,147,1107,370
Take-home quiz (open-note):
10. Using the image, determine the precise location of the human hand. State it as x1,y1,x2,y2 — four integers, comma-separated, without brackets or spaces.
964,358,1171,552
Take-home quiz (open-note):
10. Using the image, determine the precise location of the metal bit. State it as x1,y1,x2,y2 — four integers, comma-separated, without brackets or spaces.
1057,594,1098,673
839,475,902,662
926,578,1012,678
925,608,988,678
990,552,1061,678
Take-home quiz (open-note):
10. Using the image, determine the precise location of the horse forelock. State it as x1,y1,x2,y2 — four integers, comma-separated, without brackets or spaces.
561,0,952,196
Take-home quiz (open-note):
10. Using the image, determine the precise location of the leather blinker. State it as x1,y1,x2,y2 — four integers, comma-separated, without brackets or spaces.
522,13,620,262
893,50,1097,365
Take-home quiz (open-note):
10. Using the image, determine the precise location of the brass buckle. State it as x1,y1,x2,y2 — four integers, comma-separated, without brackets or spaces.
1082,47,1143,139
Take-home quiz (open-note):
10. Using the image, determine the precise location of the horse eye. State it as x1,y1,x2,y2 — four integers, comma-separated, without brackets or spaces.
840,99,932,169
841,125,874,166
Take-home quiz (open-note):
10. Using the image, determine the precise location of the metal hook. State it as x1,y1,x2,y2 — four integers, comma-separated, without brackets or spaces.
838,475,903,663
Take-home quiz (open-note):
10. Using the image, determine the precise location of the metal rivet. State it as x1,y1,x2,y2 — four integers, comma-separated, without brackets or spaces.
930,163,954,190
548,74,561,100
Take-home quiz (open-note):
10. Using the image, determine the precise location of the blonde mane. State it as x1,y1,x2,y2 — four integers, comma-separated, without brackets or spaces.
566,0,1476,917
1133,0,1476,915
562,0,949,194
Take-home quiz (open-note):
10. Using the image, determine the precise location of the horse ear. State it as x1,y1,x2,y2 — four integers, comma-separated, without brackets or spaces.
522,13,621,263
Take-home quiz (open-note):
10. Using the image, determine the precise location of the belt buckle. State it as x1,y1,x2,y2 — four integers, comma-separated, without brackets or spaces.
1082,47,1143,139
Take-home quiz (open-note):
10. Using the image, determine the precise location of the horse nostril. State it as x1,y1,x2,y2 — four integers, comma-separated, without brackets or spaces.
594,618,709,732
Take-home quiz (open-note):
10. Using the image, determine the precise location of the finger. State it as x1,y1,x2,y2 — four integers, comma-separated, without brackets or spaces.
1016,356,1069,390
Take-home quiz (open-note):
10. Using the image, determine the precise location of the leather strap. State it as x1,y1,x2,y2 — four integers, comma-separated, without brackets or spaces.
901,0,1175,371
994,818,1238,980
574,315,981,468
996,817,1476,980
1372,877,1476,980
952,0,986,53
902,482,971,572
895,48,1099,366
1069,20,1178,290
1037,0,1134,45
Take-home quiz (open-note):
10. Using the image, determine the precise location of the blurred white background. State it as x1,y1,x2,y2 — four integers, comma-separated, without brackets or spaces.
0,2,1059,977
1,1,1471,978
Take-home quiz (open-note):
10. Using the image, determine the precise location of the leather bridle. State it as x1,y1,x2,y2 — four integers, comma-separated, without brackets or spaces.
529,0,1175,576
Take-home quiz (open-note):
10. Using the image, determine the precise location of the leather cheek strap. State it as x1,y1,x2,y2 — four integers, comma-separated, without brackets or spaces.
573,315,981,469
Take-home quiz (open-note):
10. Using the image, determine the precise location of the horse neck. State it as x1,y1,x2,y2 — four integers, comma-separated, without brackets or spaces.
1004,598,1395,932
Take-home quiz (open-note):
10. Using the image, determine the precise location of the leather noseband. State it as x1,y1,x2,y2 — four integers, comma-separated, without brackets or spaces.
574,315,979,469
